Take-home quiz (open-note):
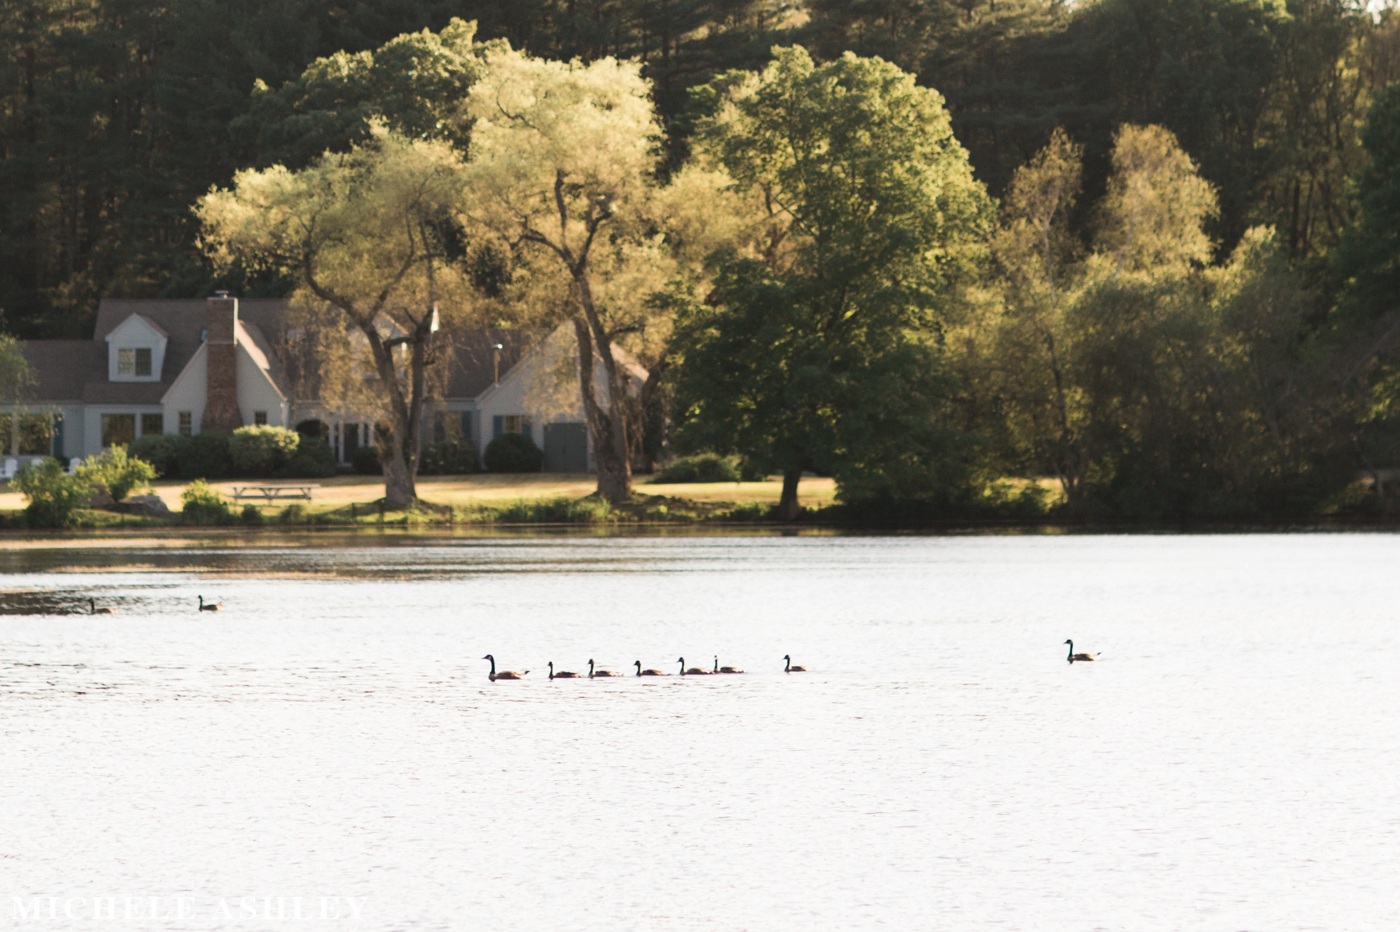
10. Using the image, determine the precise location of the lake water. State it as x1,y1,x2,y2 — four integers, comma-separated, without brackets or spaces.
1,532,1396,930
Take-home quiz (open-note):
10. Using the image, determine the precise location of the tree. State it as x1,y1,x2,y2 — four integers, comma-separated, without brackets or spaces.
198,128,479,508
462,46,680,502
242,18,488,170
673,47,991,518
0,333,36,456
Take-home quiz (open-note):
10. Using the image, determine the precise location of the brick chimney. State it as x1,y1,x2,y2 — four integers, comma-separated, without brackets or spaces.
202,292,241,434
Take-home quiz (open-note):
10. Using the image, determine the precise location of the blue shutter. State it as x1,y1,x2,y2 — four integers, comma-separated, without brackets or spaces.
492,415,504,439
521,417,532,442
459,411,473,441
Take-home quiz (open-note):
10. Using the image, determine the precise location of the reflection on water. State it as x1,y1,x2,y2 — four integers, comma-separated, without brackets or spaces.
2,533,1397,930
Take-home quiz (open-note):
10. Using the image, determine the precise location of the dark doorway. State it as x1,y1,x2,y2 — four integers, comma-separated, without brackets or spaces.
543,422,588,473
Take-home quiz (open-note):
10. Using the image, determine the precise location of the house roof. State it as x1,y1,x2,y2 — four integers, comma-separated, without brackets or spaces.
20,298,539,408
442,329,532,399
19,341,104,402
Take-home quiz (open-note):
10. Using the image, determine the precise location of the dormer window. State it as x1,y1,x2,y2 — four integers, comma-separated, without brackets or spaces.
106,313,167,382
118,348,152,377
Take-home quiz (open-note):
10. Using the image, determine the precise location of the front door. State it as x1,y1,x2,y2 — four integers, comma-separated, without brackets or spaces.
542,422,588,473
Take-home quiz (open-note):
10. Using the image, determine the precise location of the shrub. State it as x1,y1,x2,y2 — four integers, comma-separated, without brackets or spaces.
240,504,265,526
230,425,300,477
351,445,380,475
278,503,309,524
652,450,756,481
419,438,479,475
275,435,337,479
181,479,232,525
177,433,231,480
484,432,543,473
12,458,92,528
75,446,158,501
128,434,184,478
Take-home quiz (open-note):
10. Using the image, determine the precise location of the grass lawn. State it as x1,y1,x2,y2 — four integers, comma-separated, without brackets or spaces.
0,472,838,519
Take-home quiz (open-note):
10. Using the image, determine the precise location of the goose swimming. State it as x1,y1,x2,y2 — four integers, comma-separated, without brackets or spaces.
588,659,620,678
1064,639,1098,663
484,654,528,681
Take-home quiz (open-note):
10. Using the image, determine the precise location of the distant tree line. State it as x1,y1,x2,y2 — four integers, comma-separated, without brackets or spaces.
4,0,1400,519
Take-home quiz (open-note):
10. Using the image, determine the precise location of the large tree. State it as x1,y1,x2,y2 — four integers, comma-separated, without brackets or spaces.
198,129,478,508
672,47,991,519
462,45,694,502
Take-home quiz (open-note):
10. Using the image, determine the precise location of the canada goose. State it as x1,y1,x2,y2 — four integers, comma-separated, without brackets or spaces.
634,660,667,676
483,654,528,681
678,657,711,676
588,659,620,678
548,662,580,680
1064,639,1098,663
88,598,115,616
198,596,222,612
714,655,743,674
783,654,807,673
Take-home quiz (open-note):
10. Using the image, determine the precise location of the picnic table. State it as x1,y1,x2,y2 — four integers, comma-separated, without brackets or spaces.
230,484,320,503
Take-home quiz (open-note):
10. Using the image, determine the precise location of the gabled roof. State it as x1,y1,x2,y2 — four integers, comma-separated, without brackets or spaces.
19,342,104,402
102,312,168,341
19,298,536,408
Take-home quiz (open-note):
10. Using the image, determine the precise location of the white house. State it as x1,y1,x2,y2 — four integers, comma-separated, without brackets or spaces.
11,294,642,472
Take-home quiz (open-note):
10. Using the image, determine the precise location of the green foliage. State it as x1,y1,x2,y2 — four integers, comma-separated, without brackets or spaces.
240,504,265,526
484,433,543,473
75,446,157,502
11,458,91,528
489,496,609,523
652,453,753,483
351,445,381,475
230,425,301,476
276,436,338,479
418,439,478,475
177,434,233,480
181,480,233,526
677,49,990,513
243,18,486,168
279,503,310,524
1332,81,1400,322
127,434,185,478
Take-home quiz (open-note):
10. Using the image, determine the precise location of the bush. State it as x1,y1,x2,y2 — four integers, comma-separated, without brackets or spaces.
651,452,748,484
278,503,309,524
178,433,231,480
275,435,337,479
181,479,232,525
240,504,265,526
484,432,543,473
419,438,479,475
230,425,300,477
351,445,381,475
12,458,92,528
128,434,184,478
75,446,158,501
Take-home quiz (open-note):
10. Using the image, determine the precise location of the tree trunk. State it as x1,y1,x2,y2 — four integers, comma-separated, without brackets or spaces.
778,467,803,521
571,311,632,503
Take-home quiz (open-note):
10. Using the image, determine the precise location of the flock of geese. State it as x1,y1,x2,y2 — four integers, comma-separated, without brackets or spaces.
81,596,223,614
81,600,1100,668
485,654,809,681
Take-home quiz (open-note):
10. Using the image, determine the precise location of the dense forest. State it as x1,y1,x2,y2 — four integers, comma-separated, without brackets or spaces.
3,0,1400,519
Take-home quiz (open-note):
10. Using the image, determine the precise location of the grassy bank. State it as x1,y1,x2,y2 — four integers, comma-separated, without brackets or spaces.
0,473,841,531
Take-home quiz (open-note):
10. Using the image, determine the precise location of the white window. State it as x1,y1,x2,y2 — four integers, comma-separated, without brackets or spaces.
254,411,267,426
116,348,152,377
178,412,192,436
